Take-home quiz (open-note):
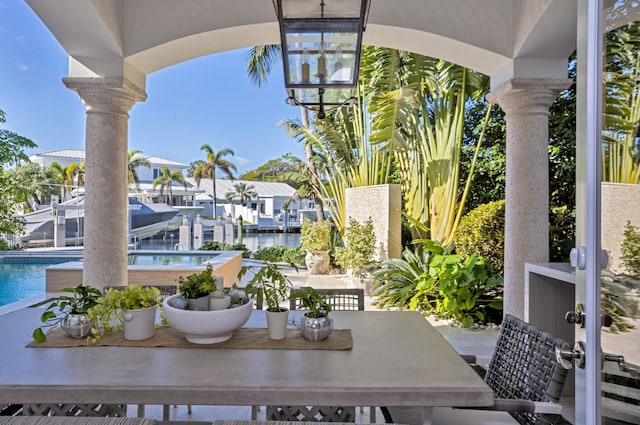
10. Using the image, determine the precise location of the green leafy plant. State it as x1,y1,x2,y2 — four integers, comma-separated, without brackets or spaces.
177,264,218,299
253,245,306,265
454,200,505,273
290,287,334,318
372,248,429,310
30,284,102,342
200,241,252,258
87,285,163,343
300,218,332,252
373,239,503,327
621,221,640,275
334,217,376,276
239,261,296,312
412,239,503,327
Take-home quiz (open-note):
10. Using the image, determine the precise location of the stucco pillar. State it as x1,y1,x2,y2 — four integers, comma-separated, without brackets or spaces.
63,77,147,289
487,78,570,319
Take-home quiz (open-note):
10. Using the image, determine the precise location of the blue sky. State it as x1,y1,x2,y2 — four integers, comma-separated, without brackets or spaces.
0,1,303,174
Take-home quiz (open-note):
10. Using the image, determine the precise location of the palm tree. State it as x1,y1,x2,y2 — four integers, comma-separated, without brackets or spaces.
244,45,327,222
225,182,258,207
127,150,151,191
48,162,66,200
365,47,491,244
193,144,237,217
152,166,188,205
63,162,85,197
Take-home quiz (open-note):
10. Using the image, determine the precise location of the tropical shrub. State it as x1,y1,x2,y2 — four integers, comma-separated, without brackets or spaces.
200,241,252,258
300,218,331,252
621,221,640,275
372,248,426,309
334,217,376,275
454,200,505,273
253,245,305,265
373,239,503,327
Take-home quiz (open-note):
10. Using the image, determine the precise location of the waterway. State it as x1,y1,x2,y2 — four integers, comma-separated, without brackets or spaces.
139,232,301,252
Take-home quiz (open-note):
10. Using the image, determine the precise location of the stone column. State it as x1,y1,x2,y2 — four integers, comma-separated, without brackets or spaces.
487,78,570,319
63,77,147,289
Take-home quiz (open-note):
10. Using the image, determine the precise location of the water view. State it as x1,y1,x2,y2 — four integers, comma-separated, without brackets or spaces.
0,261,66,307
0,233,301,308
138,232,301,253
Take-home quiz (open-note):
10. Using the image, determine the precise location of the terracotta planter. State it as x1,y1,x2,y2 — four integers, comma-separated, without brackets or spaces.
305,250,330,274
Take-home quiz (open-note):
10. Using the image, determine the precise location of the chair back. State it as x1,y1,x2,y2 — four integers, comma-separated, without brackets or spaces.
102,285,177,297
289,288,365,311
485,314,571,425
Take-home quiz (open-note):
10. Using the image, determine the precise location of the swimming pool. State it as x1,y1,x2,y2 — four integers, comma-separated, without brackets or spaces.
0,259,70,307
46,250,242,292
127,252,218,266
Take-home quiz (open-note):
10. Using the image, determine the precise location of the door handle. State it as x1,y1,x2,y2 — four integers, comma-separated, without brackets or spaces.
603,352,640,379
555,341,586,370
565,304,613,328
557,342,640,379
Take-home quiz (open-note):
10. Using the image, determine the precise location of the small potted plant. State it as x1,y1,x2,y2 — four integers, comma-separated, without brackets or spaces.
290,287,334,341
31,284,102,342
239,261,295,340
176,264,220,310
300,218,332,274
87,284,163,342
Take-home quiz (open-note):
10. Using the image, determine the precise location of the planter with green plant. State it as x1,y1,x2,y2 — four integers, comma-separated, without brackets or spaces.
290,286,334,341
176,264,220,310
334,217,377,276
300,218,332,274
87,284,163,342
239,261,295,340
31,284,103,342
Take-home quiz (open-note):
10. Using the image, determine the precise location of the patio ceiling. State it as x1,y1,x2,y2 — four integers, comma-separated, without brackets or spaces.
26,0,577,90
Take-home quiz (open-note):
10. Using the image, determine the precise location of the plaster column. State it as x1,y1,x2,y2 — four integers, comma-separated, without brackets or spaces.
487,78,570,319
63,77,146,289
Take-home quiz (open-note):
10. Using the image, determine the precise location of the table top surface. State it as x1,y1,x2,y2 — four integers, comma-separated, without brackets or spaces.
0,308,493,408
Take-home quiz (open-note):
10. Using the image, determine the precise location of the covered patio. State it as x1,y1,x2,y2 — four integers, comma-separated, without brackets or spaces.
18,1,635,425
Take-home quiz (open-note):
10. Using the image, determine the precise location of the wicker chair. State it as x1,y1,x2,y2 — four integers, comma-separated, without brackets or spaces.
381,314,571,425
102,284,178,297
256,288,366,422
289,288,365,311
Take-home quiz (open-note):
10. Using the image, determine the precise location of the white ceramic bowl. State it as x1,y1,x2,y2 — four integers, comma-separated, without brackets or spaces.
163,294,253,344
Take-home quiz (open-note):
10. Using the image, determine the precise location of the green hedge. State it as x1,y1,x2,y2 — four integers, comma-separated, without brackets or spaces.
454,200,505,273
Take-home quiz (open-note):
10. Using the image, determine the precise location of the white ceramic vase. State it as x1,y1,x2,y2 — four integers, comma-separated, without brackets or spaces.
123,305,157,340
266,309,289,340
210,295,231,310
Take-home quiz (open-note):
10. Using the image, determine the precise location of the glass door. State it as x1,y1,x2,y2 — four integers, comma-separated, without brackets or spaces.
600,1,640,423
577,1,640,424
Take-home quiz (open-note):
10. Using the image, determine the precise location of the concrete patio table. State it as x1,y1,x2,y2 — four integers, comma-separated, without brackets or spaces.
0,309,493,425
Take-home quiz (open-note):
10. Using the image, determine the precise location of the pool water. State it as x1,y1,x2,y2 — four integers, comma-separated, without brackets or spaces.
0,261,63,307
127,253,218,266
